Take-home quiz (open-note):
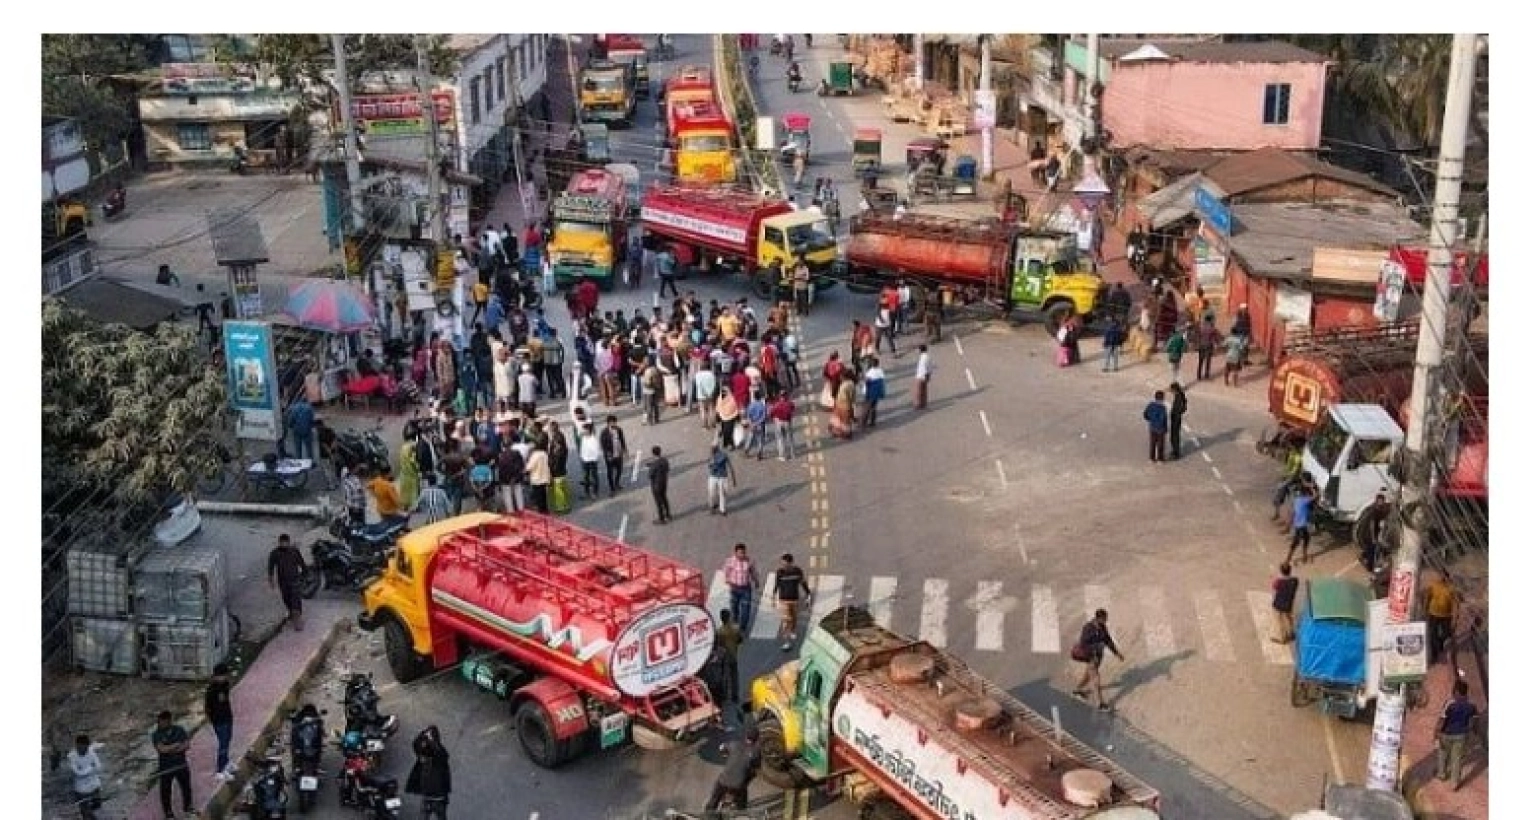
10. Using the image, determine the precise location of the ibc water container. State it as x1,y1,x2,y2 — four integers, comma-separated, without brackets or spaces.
66,540,150,619
133,546,228,624
71,616,140,675
139,607,231,681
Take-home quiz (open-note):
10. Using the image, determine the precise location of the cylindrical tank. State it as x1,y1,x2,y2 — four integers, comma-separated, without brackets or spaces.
845,216,1012,286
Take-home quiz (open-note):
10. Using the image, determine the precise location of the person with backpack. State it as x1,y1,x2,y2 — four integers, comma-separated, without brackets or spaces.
1070,608,1124,710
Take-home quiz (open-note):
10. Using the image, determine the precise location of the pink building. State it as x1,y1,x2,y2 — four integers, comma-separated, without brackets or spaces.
1097,40,1329,152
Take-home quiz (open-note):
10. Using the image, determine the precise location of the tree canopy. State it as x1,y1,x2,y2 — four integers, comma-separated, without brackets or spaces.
42,300,227,518
41,34,160,154
208,33,459,91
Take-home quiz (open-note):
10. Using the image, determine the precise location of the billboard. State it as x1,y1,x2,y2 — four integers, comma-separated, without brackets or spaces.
345,91,457,136
223,321,282,442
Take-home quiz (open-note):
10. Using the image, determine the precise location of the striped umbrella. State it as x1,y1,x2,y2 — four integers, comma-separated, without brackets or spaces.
282,279,377,333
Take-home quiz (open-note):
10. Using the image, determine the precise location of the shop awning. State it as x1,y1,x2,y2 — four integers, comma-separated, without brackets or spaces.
1137,174,1208,230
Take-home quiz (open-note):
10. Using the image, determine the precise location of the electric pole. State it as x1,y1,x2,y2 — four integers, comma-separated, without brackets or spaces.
1364,31,1480,794
913,33,924,91
566,35,582,128
506,36,530,220
415,34,447,244
979,35,994,178
1084,33,1100,172
330,34,365,235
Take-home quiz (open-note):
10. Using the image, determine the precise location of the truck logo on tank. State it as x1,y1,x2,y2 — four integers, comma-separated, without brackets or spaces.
610,602,715,697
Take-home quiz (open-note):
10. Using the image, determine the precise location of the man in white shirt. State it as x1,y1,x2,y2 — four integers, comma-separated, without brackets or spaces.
483,228,506,268
66,733,104,816
694,365,720,430
914,344,933,410
896,281,913,335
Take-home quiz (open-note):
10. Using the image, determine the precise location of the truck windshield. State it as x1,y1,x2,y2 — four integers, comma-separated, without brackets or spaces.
555,220,607,235
1308,415,1350,472
585,75,624,93
681,134,731,152
786,221,835,249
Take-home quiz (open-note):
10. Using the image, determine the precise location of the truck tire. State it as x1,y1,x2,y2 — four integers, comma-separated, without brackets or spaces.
515,700,565,769
754,718,802,789
751,270,774,300
383,616,426,684
1044,301,1074,337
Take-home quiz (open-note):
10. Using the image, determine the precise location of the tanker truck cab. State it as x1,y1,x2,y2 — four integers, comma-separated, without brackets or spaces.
360,512,721,769
761,211,838,280
1009,230,1104,327
1303,404,1404,524
548,169,628,291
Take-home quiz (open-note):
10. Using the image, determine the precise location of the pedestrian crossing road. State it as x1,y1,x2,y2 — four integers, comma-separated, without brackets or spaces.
706,571,1293,666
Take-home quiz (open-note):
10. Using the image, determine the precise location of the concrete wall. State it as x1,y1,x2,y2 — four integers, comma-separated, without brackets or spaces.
452,34,549,172
1103,60,1327,151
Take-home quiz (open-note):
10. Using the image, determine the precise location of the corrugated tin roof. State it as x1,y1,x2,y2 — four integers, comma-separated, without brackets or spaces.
1103,39,1327,65
208,208,271,265
1124,146,1230,177
1227,200,1424,279
1204,147,1398,199
55,278,186,330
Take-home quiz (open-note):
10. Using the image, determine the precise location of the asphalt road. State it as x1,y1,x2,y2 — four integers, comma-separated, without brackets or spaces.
140,33,1383,820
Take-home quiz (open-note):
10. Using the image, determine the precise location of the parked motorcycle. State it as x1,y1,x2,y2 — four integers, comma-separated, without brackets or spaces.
343,673,400,739
101,185,127,220
333,426,392,476
337,730,388,809
289,705,326,813
232,145,250,175
243,754,289,819
309,537,389,595
328,512,409,557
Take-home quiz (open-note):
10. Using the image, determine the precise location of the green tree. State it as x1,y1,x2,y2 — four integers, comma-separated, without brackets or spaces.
1281,33,1465,150
42,300,228,511
209,33,458,91
41,34,159,154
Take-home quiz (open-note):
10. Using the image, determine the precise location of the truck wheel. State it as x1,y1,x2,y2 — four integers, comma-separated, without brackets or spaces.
751,271,774,300
1044,301,1074,337
754,718,801,789
515,701,565,769
383,617,426,684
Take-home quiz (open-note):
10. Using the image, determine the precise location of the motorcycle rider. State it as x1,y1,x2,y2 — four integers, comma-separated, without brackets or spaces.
406,726,452,820
786,61,802,91
104,183,126,217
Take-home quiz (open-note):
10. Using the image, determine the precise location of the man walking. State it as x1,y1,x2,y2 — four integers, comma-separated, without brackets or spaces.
416,474,454,524
526,441,552,513
285,395,316,461
656,245,680,299
861,357,887,428
1071,609,1124,711
406,726,452,820
1142,390,1168,463
706,443,737,515
1436,680,1479,790
599,415,628,495
1165,325,1187,382
576,421,602,499
205,663,236,781
1424,573,1459,665
772,553,813,651
1286,481,1316,564
770,390,796,460
341,464,367,526
713,609,744,715
1167,382,1188,460
67,734,104,820
1101,316,1125,372
1195,319,1220,381
745,391,770,459
152,710,196,819
913,345,933,409
694,359,720,429
1269,563,1300,643
267,534,309,632
722,543,762,630
646,446,672,524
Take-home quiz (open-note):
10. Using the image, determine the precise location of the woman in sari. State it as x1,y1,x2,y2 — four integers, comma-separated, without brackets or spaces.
831,375,857,439
820,351,844,412
398,429,422,510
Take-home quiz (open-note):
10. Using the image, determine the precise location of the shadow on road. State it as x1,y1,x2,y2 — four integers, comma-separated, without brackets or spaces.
1107,648,1197,706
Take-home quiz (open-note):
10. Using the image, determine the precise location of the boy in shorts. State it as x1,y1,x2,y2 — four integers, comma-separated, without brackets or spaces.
773,553,813,651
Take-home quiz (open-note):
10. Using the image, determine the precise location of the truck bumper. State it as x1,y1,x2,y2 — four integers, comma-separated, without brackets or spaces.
357,611,380,632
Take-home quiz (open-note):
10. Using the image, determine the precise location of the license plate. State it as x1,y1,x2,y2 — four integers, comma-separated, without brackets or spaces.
299,776,319,791
384,797,402,809
365,739,385,752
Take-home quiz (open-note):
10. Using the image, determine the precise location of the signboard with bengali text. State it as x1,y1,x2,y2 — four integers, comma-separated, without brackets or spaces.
223,321,281,442
640,206,747,246
344,91,457,135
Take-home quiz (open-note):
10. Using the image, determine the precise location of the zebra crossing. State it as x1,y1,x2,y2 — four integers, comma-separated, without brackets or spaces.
704,571,1292,666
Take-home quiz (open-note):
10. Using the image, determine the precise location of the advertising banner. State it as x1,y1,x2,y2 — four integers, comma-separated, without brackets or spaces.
1381,620,1429,686
223,321,282,442
344,91,457,136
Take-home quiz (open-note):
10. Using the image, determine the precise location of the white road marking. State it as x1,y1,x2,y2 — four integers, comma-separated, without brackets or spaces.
995,459,1008,489
953,335,965,356
1201,451,1213,463
978,411,993,438
809,574,847,625
1210,466,1224,482
1014,522,1029,566
616,514,628,542
1031,585,1060,653
706,570,731,621
1139,587,1178,659
1223,485,1235,496
868,576,898,628
1247,591,1295,665
919,579,949,647
965,367,977,390
1193,590,1236,662
750,582,780,639
1320,710,1348,784
974,581,1006,652
631,451,642,482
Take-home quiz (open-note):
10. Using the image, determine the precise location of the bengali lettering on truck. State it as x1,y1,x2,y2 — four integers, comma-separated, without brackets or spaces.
641,206,748,247
833,687,1037,820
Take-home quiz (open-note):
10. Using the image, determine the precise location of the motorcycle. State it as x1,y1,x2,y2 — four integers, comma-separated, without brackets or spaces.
309,537,389,594
333,425,392,476
231,145,250,175
328,512,409,557
337,730,393,813
243,754,290,819
289,706,326,813
786,69,802,93
1254,426,1309,462
101,187,127,221
344,672,400,740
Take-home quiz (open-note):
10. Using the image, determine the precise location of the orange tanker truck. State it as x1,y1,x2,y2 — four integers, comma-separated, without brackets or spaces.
359,512,719,768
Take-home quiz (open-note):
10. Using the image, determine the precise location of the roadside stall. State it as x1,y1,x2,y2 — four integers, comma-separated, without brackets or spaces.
277,279,384,406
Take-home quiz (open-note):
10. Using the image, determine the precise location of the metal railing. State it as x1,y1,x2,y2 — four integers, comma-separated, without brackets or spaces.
714,36,784,198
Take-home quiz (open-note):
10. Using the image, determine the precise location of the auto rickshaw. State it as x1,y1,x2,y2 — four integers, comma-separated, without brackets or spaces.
904,136,948,173
1290,578,1383,720
579,123,612,163
852,127,882,182
779,112,812,164
859,185,899,215
819,60,855,96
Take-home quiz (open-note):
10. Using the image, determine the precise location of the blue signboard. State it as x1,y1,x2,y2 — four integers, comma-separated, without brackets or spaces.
1195,184,1232,236
223,321,282,441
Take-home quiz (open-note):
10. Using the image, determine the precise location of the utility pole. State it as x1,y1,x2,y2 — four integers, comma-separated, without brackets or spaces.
506,35,530,220
1084,33,1100,172
979,35,994,178
1364,32,1479,794
415,34,447,244
330,34,365,235
913,34,924,91
566,35,582,129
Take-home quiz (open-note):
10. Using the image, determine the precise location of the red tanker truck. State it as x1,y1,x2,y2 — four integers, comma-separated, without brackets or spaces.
640,185,840,298
359,512,719,768
843,212,1105,334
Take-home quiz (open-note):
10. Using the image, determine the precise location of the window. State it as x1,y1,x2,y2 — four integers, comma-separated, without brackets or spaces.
484,67,495,112
496,58,507,102
469,78,481,124
522,42,531,77
176,122,212,151
1263,83,1291,125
